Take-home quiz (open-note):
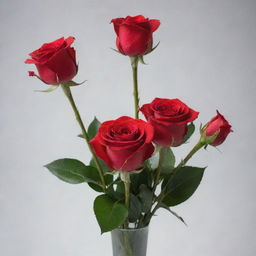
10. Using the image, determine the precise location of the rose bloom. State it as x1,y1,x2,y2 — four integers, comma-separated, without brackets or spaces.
25,37,77,85
140,98,199,147
205,110,232,146
90,116,155,172
111,15,160,56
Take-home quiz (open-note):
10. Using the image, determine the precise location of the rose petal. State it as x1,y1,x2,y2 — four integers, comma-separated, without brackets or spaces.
149,19,160,32
111,18,124,35
25,58,38,64
118,24,151,56
35,64,58,85
90,135,113,169
120,143,154,172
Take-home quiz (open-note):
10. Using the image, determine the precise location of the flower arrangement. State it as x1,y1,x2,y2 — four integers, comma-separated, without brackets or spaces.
25,15,232,255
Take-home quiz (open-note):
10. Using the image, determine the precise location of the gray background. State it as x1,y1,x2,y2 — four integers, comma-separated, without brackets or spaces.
0,0,255,255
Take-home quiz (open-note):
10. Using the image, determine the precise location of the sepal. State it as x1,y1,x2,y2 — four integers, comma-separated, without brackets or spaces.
34,85,59,93
200,124,220,146
29,71,59,92
111,48,125,55
144,41,160,55
138,55,147,65
63,80,86,87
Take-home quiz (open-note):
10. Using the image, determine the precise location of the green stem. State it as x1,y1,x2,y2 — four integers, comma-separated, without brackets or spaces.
175,140,204,170
61,84,106,192
140,147,165,227
145,140,204,225
121,172,131,229
130,57,139,119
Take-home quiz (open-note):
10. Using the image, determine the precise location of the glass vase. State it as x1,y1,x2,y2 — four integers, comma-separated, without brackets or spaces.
111,226,149,256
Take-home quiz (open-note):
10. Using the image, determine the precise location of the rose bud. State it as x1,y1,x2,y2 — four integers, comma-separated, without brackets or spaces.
90,116,154,172
202,110,232,146
140,98,199,147
111,15,160,56
25,37,77,85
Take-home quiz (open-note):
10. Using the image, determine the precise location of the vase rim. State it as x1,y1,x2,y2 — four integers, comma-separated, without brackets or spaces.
114,225,149,232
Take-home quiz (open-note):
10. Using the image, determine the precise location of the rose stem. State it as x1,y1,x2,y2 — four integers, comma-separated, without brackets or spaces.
61,84,106,192
144,141,204,225
175,141,204,170
140,146,165,227
121,172,131,229
130,57,139,119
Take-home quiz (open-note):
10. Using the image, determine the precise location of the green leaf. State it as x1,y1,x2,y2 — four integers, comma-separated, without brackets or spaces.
94,194,128,233
88,172,113,192
138,184,153,213
78,117,101,140
159,203,187,226
162,166,205,206
86,160,113,192
145,152,159,171
160,147,176,174
88,156,114,189
88,183,104,192
105,174,114,186
44,158,99,184
145,147,175,174
182,123,195,144
105,178,125,200
90,158,112,174
88,117,101,140
130,169,152,194
105,185,117,199
116,179,125,194
128,194,142,223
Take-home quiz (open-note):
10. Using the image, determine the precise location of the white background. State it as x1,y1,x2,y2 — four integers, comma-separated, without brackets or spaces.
1,0,255,255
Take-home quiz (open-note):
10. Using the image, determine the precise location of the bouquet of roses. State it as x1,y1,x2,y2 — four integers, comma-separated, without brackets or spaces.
25,15,232,256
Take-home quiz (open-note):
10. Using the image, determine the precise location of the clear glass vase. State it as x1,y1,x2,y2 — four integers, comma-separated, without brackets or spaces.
111,226,149,256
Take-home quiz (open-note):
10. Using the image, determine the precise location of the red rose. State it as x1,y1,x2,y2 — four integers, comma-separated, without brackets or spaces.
111,15,160,56
140,98,199,147
205,110,232,146
90,116,155,172
25,37,77,85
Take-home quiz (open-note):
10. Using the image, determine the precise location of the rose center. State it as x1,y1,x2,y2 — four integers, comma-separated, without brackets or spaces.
155,103,181,116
